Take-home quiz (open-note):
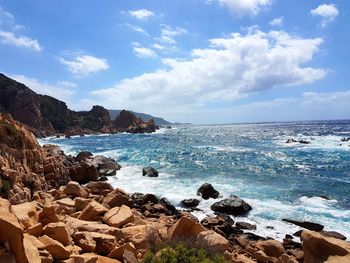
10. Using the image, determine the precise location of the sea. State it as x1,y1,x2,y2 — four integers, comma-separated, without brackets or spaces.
39,120,350,240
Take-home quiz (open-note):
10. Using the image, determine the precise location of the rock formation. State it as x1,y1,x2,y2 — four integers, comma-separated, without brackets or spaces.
0,73,157,136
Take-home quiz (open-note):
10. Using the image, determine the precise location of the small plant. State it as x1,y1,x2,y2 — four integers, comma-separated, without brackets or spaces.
142,242,227,263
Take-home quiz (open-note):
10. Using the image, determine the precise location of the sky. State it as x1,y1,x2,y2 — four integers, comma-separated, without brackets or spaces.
0,0,349,124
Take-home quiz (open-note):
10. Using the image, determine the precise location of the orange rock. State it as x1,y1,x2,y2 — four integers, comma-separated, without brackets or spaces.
103,205,134,228
0,207,28,263
197,230,230,252
11,201,39,229
43,222,72,246
301,230,350,263
24,223,43,237
107,242,138,261
78,201,108,221
102,188,132,208
23,234,41,263
66,253,122,263
167,216,205,241
39,204,65,226
63,181,88,198
255,239,285,258
121,225,157,250
38,235,71,260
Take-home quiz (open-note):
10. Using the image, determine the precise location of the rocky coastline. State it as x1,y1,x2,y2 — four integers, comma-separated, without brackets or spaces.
1,114,350,263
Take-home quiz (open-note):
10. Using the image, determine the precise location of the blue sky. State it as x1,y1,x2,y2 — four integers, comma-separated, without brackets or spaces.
0,0,349,123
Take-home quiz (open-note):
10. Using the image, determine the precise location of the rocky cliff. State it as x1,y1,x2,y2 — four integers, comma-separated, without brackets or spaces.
0,73,157,136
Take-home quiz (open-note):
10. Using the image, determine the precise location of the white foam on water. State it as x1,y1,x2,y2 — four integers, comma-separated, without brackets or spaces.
277,135,350,151
213,146,251,153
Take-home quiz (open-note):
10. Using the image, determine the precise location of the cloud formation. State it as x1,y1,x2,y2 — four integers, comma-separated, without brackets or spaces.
0,6,42,51
211,0,272,16
129,9,154,21
90,29,326,115
0,31,42,51
133,46,157,58
59,54,109,78
311,4,339,28
269,17,284,27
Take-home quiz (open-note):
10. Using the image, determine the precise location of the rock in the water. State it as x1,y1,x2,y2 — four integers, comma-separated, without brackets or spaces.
75,151,93,161
142,166,159,177
181,198,200,208
282,219,324,231
211,195,252,216
197,183,220,200
235,221,257,230
301,230,350,262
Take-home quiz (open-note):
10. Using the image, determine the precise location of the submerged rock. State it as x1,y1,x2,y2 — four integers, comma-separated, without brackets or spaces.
211,195,252,216
197,183,220,200
142,167,159,177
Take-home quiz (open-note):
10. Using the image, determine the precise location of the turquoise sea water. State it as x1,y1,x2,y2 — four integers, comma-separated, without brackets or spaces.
40,120,350,240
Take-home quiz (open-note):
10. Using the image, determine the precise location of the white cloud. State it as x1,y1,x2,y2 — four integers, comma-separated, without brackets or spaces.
124,23,149,35
90,29,326,115
311,4,339,28
210,0,272,16
133,46,157,58
129,9,154,21
154,25,187,46
269,17,284,27
59,54,109,78
0,30,42,51
10,74,76,103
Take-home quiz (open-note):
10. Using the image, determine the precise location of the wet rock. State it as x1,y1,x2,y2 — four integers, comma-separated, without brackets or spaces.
320,231,347,240
197,183,220,200
142,193,159,205
235,221,257,230
75,151,93,162
142,166,159,177
282,219,324,231
181,198,200,208
159,197,177,215
130,192,144,208
211,195,252,216
341,137,350,142
201,216,238,238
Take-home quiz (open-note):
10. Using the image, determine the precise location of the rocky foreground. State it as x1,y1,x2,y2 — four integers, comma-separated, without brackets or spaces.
1,114,350,263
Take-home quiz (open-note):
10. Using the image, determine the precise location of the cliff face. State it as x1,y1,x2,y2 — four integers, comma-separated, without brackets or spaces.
0,73,157,136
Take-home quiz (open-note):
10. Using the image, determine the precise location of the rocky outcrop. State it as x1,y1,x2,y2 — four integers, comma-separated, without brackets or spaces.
113,110,156,134
142,166,159,177
283,219,324,231
0,74,157,136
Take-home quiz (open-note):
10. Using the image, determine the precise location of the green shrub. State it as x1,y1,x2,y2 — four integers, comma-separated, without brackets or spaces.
142,243,227,263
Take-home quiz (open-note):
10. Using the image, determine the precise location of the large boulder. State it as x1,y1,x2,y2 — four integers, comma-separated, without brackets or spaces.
197,230,230,252
211,195,252,216
200,216,239,238
78,201,109,221
38,235,71,260
103,205,134,228
43,222,72,246
255,240,286,258
85,181,114,195
120,225,156,250
102,188,132,208
65,216,121,236
63,181,88,198
11,201,39,229
197,183,219,200
301,230,350,262
168,216,205,241
0,206,29,263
